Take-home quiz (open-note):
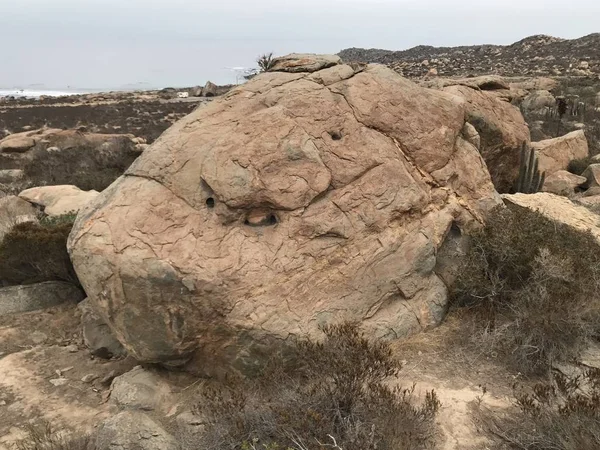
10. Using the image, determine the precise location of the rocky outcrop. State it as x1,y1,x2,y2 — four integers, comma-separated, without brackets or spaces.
542,170,586,196
532,130,589,175
69,55,501,374
502,193,600,242
271,53,342,73
0,282,84,315
443,84,530,192
19,185,99,216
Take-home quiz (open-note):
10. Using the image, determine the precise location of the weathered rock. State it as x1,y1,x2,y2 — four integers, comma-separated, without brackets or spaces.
443,84,530,192
19,185,99,216
271,53,341,73
110,366,170,411
510,77,558,92
202,81,217,97
583,186,600,197
502,193,600,242
542,170,586,196
69,56,502,375
575,195,600,209
521,90,556,111
79,298,127,359
0,195,38,240
582,164,600,188
0,135,35,153
95,411,178,450
0,282,84,315
532,130,589,175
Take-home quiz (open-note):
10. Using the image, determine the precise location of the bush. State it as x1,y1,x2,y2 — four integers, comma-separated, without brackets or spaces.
15,421,89,450
567,157,592,176
450,205,600,374
0,213,79,286
476,370,600,449
196,323,440,450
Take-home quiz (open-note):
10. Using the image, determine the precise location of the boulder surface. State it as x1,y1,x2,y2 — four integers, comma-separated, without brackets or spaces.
532,130,589,175
68,55,501,374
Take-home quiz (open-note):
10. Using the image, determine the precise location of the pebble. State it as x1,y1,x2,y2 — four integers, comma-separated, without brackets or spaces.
49,378,68,387
81,374,99,383
65,345,79,353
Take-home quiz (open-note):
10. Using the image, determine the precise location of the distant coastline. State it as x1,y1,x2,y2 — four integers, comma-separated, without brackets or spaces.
0,89,84,99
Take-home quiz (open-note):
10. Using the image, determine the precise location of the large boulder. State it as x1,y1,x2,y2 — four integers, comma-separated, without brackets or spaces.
532,130,589,175
0,281,84,315
0,195,37,240
68,56,502,374
79,298,127,359
443,84,531,193
270,53,342,73
19,185,99,216
0,128,141,192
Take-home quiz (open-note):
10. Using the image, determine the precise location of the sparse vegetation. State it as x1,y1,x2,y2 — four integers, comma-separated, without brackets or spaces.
14,421,90,450
0,213,79,286
476,369,600,449
450,205,600,374
196,323,440,450
257,53,276,73
514,143,545,193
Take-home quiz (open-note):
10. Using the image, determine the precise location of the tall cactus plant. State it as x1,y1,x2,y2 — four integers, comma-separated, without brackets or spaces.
515,143,546,194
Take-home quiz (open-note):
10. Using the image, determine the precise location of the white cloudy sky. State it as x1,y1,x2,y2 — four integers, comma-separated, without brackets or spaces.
1,0,598,89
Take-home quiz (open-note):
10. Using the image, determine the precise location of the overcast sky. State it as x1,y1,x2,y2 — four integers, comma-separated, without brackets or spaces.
1,0,598,90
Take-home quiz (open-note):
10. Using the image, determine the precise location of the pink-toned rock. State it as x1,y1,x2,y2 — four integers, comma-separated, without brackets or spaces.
19,185,99,216
582,164,600,189
0,134,35,153
68,56,502,375
542,170,587,196
532,130,589,175
443,84,530,193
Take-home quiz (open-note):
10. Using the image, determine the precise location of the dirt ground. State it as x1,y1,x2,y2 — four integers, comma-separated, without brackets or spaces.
0,301,520,449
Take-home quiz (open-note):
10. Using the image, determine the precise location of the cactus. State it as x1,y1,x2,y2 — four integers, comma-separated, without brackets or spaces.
515,143,546,194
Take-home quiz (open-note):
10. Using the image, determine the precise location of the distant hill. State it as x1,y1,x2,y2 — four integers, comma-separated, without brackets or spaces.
338,34,600,78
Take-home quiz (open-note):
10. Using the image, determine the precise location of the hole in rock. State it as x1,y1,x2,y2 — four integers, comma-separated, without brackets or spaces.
206,197,215,208
329,131,343,141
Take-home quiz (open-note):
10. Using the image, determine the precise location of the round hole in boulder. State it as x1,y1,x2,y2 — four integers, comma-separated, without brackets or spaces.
206,198,215,208
329,131,342,141
269,214,278,225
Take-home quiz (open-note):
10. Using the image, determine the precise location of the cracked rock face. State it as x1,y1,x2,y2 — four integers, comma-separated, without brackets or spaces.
68,56,501,375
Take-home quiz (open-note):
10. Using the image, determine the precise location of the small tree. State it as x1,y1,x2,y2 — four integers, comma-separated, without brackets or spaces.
257,53,275,73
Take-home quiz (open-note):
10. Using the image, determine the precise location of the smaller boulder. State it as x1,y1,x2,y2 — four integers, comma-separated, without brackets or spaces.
270,53,341,73
542,170,587,196
19,185,99,216
532,130,589,175
95,411,178,450
575,195,600,209
79,298,127,359
0,195,37,239
0,134,35,153
202,81,218,97
521,90,556,112
110,366,171,411
582,164,600,189
0,281,84,315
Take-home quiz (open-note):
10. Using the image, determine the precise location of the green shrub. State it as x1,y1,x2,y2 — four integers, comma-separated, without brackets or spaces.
0,213,79,286
196,323,440,450
567,157,592,175
450,205,600,374
476,370,600,449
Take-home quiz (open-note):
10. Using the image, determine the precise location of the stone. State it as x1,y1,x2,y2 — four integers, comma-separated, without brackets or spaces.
101,370,117,386
69,56,502,375
582,164,600,189
202,81,217,97
502,193,600,243
49,378,68,387
0,195,38,240
81,374,99,383
443,84,530,192
30,331,48,345
575,195,600,208
462,122,481,149
532,130,589,175
0,282,84,316
0,169,24,184
542,170,587,196
510,77,558,92
0,134,35,153
270,53,341,73
19,185,99,216
65,344,79,353
110,366,171,411
79,298,127,359
583,186,600,197
521,90,556,111
95,411,178,450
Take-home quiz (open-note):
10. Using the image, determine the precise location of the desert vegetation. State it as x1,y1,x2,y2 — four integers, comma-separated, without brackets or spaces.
0,213,78,286
195,323,440,450
450,205,600,375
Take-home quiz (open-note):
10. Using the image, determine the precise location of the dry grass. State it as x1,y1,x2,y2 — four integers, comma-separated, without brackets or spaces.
194,323,440,450
14,422,90,450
